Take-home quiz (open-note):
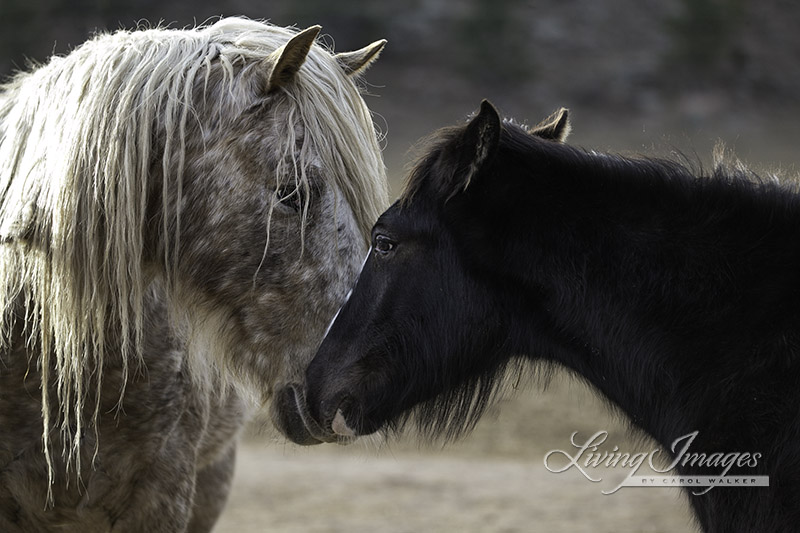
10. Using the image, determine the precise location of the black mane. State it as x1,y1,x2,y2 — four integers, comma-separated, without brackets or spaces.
407,117,796,222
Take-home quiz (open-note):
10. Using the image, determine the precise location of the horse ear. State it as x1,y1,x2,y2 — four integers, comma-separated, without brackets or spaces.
335,39,387,76
265,25,321,93
454,100,501,194
528,107,571,143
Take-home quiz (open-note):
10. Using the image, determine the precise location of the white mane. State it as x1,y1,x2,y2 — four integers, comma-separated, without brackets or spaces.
0,17,387,485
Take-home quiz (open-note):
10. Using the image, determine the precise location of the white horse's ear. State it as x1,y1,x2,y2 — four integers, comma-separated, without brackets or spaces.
335,39,387,76
528,107,571,143
266,25,321,93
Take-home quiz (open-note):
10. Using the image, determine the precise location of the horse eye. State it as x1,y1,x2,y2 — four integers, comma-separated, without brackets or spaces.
374,235,396,255
276,186,301,212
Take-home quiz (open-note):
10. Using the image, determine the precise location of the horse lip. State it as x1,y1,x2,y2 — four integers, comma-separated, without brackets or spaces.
285,384,346,444
273,385,327,445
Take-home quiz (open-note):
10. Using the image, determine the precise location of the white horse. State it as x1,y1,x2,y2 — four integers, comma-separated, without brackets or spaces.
0,17,387,532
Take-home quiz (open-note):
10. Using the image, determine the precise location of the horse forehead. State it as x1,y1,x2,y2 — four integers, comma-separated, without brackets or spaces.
375,203,404,227
233,116,306,145
376,202,431,234
267,114,307,143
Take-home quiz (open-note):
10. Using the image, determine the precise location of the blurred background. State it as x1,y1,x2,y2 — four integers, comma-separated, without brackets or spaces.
2,1,798,531
3,0,799,171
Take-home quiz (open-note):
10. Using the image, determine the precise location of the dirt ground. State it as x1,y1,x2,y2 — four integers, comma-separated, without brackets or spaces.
215,376,696,533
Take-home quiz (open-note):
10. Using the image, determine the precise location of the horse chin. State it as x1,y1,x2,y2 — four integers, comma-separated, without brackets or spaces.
272,384,349,445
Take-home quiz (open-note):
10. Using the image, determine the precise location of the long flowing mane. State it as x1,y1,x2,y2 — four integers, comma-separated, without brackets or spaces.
0,17,387,480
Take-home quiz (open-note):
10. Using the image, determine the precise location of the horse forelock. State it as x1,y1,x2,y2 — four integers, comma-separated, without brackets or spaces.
280,46,388,240
0,16,387,495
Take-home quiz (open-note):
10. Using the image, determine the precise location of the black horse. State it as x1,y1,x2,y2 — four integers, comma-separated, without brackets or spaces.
295,101,800,532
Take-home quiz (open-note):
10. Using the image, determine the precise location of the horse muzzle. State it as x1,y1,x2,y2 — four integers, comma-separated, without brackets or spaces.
272,384,352,445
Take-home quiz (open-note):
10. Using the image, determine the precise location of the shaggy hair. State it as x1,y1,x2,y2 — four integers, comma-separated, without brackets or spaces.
0,17,387,490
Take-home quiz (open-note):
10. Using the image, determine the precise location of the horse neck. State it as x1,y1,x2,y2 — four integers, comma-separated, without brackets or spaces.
486,147,800,448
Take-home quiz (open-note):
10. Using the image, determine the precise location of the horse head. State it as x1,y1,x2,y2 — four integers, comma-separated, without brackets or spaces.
0,19,389,455
296,102,571,441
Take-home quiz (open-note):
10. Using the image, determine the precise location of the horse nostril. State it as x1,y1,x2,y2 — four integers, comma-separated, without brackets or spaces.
331,408,356,438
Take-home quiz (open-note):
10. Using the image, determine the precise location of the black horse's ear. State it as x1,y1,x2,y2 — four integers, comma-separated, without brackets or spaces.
449,100,501,196
264,26,321,94
528,107,571,143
